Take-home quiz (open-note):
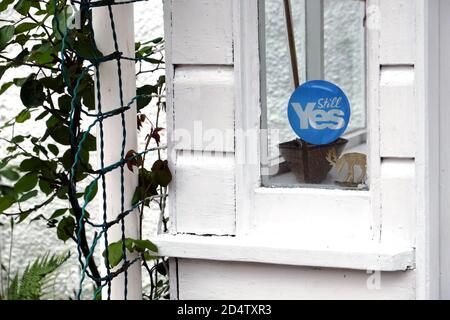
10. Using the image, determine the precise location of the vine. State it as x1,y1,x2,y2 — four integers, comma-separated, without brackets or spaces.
0,0,170,299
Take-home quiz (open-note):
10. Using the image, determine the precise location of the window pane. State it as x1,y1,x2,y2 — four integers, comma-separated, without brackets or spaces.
324,0,366,132
263,0,368,190
264,0,306,159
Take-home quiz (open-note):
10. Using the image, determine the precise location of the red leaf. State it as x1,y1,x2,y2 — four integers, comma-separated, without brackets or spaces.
150,127,164,145
125,149,140,172
137,114,146,131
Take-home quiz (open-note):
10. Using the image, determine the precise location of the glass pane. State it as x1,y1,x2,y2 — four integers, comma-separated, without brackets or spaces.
262,0,368,190
324,0,366,132
264,0,306,159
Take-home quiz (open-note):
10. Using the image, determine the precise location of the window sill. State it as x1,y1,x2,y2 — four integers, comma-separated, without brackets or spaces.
264,132,368,189
151,233,415,271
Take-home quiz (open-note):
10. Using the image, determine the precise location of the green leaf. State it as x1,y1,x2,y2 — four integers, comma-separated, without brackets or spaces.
73,41,93,58
132,186,143,206
49,208,67,220
102,238,158,268
30,0,40,9
0,65,7,80
0,25,14,51
143,57,164,64
15,34,29,46
45,115,59,129
14,172,38,193
73,32,103,59
83,133,96,152
0,0,14,12
14,22,37,34
14,76,29,86
11,135,26,143
133,239,158,253
29,42,54,65
10,48,29,68
136,85,156,110
47,144,59,156
155,261,167,276
143,252,158,261
48,125,70,145
14,0,31,15
0,196,15,213
7,252,70,300
0,82,12,95
57,95,72,114
20,76,45,108
19,190,38,202
152,160,172,187
35,110,49,121
19,158,42,172
157,75,165,86
38,179,53,196
56,216,75,242
81,85,95,110
103,241,124,268
55,185,68,200
122,238,135,252
40,75,64,94
15,110,31,123
60,149,71,171
0,169,20,181
61,147,90,176
84,180,97,204
33,145,48,157
52,9,68,40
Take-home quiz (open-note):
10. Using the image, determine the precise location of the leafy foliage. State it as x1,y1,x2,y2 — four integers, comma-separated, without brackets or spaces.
0,0,169,299
7,252,70,300
103,238,158,268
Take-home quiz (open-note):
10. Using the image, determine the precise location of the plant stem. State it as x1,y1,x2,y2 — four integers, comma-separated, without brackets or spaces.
6,219,14,298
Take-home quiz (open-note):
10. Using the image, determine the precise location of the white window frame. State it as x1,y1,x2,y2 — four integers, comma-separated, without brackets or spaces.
234,0,412,269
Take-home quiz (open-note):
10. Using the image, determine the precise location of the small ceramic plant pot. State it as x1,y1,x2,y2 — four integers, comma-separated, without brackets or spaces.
278,138,348,184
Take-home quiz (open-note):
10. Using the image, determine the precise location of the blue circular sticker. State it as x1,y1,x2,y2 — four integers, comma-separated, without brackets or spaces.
287,80,351,145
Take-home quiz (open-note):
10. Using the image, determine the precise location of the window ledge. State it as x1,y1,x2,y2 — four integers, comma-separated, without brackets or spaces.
151,234,415,271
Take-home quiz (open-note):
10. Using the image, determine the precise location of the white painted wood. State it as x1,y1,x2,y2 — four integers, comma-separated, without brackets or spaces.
380,0,416,65
439,0,450,299
380,66,416,158
305,0,324,80
163,0,177,234
175,151,235,235
152,234,415,271
173,66,234,152
233,0,262,236
233,0,395,249
380,159,416,246
171,0,233,65
366,0,382,241
93,4,141,300
253,187,372,242
416,0,440,300
176,259,416,300
168,258,179,299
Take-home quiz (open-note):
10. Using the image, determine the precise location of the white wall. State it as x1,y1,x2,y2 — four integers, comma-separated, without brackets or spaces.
0,1,165,299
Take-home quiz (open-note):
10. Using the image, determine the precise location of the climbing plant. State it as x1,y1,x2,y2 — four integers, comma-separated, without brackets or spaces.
0,0,170,299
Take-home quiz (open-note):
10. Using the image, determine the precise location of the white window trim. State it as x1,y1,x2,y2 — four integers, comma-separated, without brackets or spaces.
305,0,324,80
233,0,412,270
